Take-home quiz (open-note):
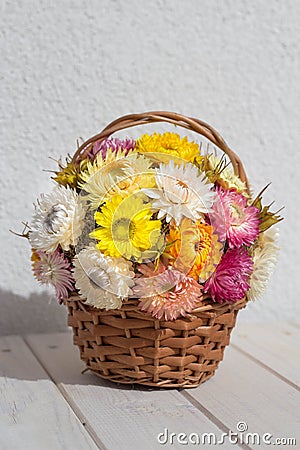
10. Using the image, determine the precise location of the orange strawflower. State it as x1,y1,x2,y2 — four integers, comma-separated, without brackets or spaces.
165,218,222,281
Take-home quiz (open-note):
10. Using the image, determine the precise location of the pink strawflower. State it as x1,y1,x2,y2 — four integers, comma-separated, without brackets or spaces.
32,249,74,303
211,187,260,248
133,265,202,320
204,248,253,303
88,137,136,160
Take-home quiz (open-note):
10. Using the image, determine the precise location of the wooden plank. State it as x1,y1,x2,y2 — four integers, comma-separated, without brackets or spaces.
26,332,231,450
231,323,300,386
184,345,300,448
0,335,99,450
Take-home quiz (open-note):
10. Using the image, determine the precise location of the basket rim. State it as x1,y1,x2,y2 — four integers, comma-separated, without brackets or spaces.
65,291,248,318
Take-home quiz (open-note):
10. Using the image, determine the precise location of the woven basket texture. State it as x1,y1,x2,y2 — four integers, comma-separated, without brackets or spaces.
66,111,250,388
66,295,246,388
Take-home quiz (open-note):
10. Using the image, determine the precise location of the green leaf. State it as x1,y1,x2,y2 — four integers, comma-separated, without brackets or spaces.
252,184,284,232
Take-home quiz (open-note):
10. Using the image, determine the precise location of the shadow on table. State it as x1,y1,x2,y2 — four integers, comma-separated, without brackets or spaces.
0,288,177,391
0,288,68,336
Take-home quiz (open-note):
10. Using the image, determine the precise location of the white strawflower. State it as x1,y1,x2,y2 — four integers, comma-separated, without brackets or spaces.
247,227,279,301
73,245,135,310
30,186,87,253
143,160,215,225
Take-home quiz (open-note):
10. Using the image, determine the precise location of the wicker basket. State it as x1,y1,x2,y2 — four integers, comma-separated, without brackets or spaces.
66,111,250,389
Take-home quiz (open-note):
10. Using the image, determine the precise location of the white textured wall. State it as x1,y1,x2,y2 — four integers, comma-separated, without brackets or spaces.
1,0,299,336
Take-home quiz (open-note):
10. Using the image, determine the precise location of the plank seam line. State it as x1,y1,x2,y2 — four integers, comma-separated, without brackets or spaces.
179,390,253,450
231,344,300,392
22,335,107,450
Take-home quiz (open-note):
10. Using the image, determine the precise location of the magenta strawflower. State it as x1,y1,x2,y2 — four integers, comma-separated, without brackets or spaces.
32,249,74,303
134,265,202,320
88,137,136,160
211,187,260,248
204,248,253,303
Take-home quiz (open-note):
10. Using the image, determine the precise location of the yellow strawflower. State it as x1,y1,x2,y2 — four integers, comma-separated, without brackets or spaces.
90,193,163,261
136,132,200,164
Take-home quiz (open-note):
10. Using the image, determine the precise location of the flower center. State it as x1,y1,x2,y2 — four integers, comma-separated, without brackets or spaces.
160,281,176,292
230,204,244,225
166,179,190,204
154,271,181,294
102,160,134,193
41,264,55,283
44,204,68,233
194,241,203,252
117,179,132,190
88,267,110,290
112,218,136,241
176,180,188,189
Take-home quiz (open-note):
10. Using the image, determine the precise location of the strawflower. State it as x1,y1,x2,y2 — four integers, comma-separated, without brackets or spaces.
29,186,87,253
134,266,202,320
73,245,135,309
204,154,248,194
90,193,163,261
143,160,215,225
211,187,260,248
136,132,201,164
166,218,223,282
204,248,253,303
88,137,136,160
31,248,74,303
80,150,155,209
248,227,279,301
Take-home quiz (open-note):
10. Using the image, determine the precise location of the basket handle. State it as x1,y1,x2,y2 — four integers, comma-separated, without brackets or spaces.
72,111,249,192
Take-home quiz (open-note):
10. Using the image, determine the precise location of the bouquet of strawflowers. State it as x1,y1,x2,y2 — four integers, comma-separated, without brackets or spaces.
25,129,282,321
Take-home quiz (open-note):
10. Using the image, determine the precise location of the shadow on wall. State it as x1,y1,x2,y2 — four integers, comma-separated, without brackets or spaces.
0,289,68,336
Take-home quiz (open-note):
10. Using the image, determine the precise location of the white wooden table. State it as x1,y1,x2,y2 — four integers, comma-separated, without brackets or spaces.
1,323,299,450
